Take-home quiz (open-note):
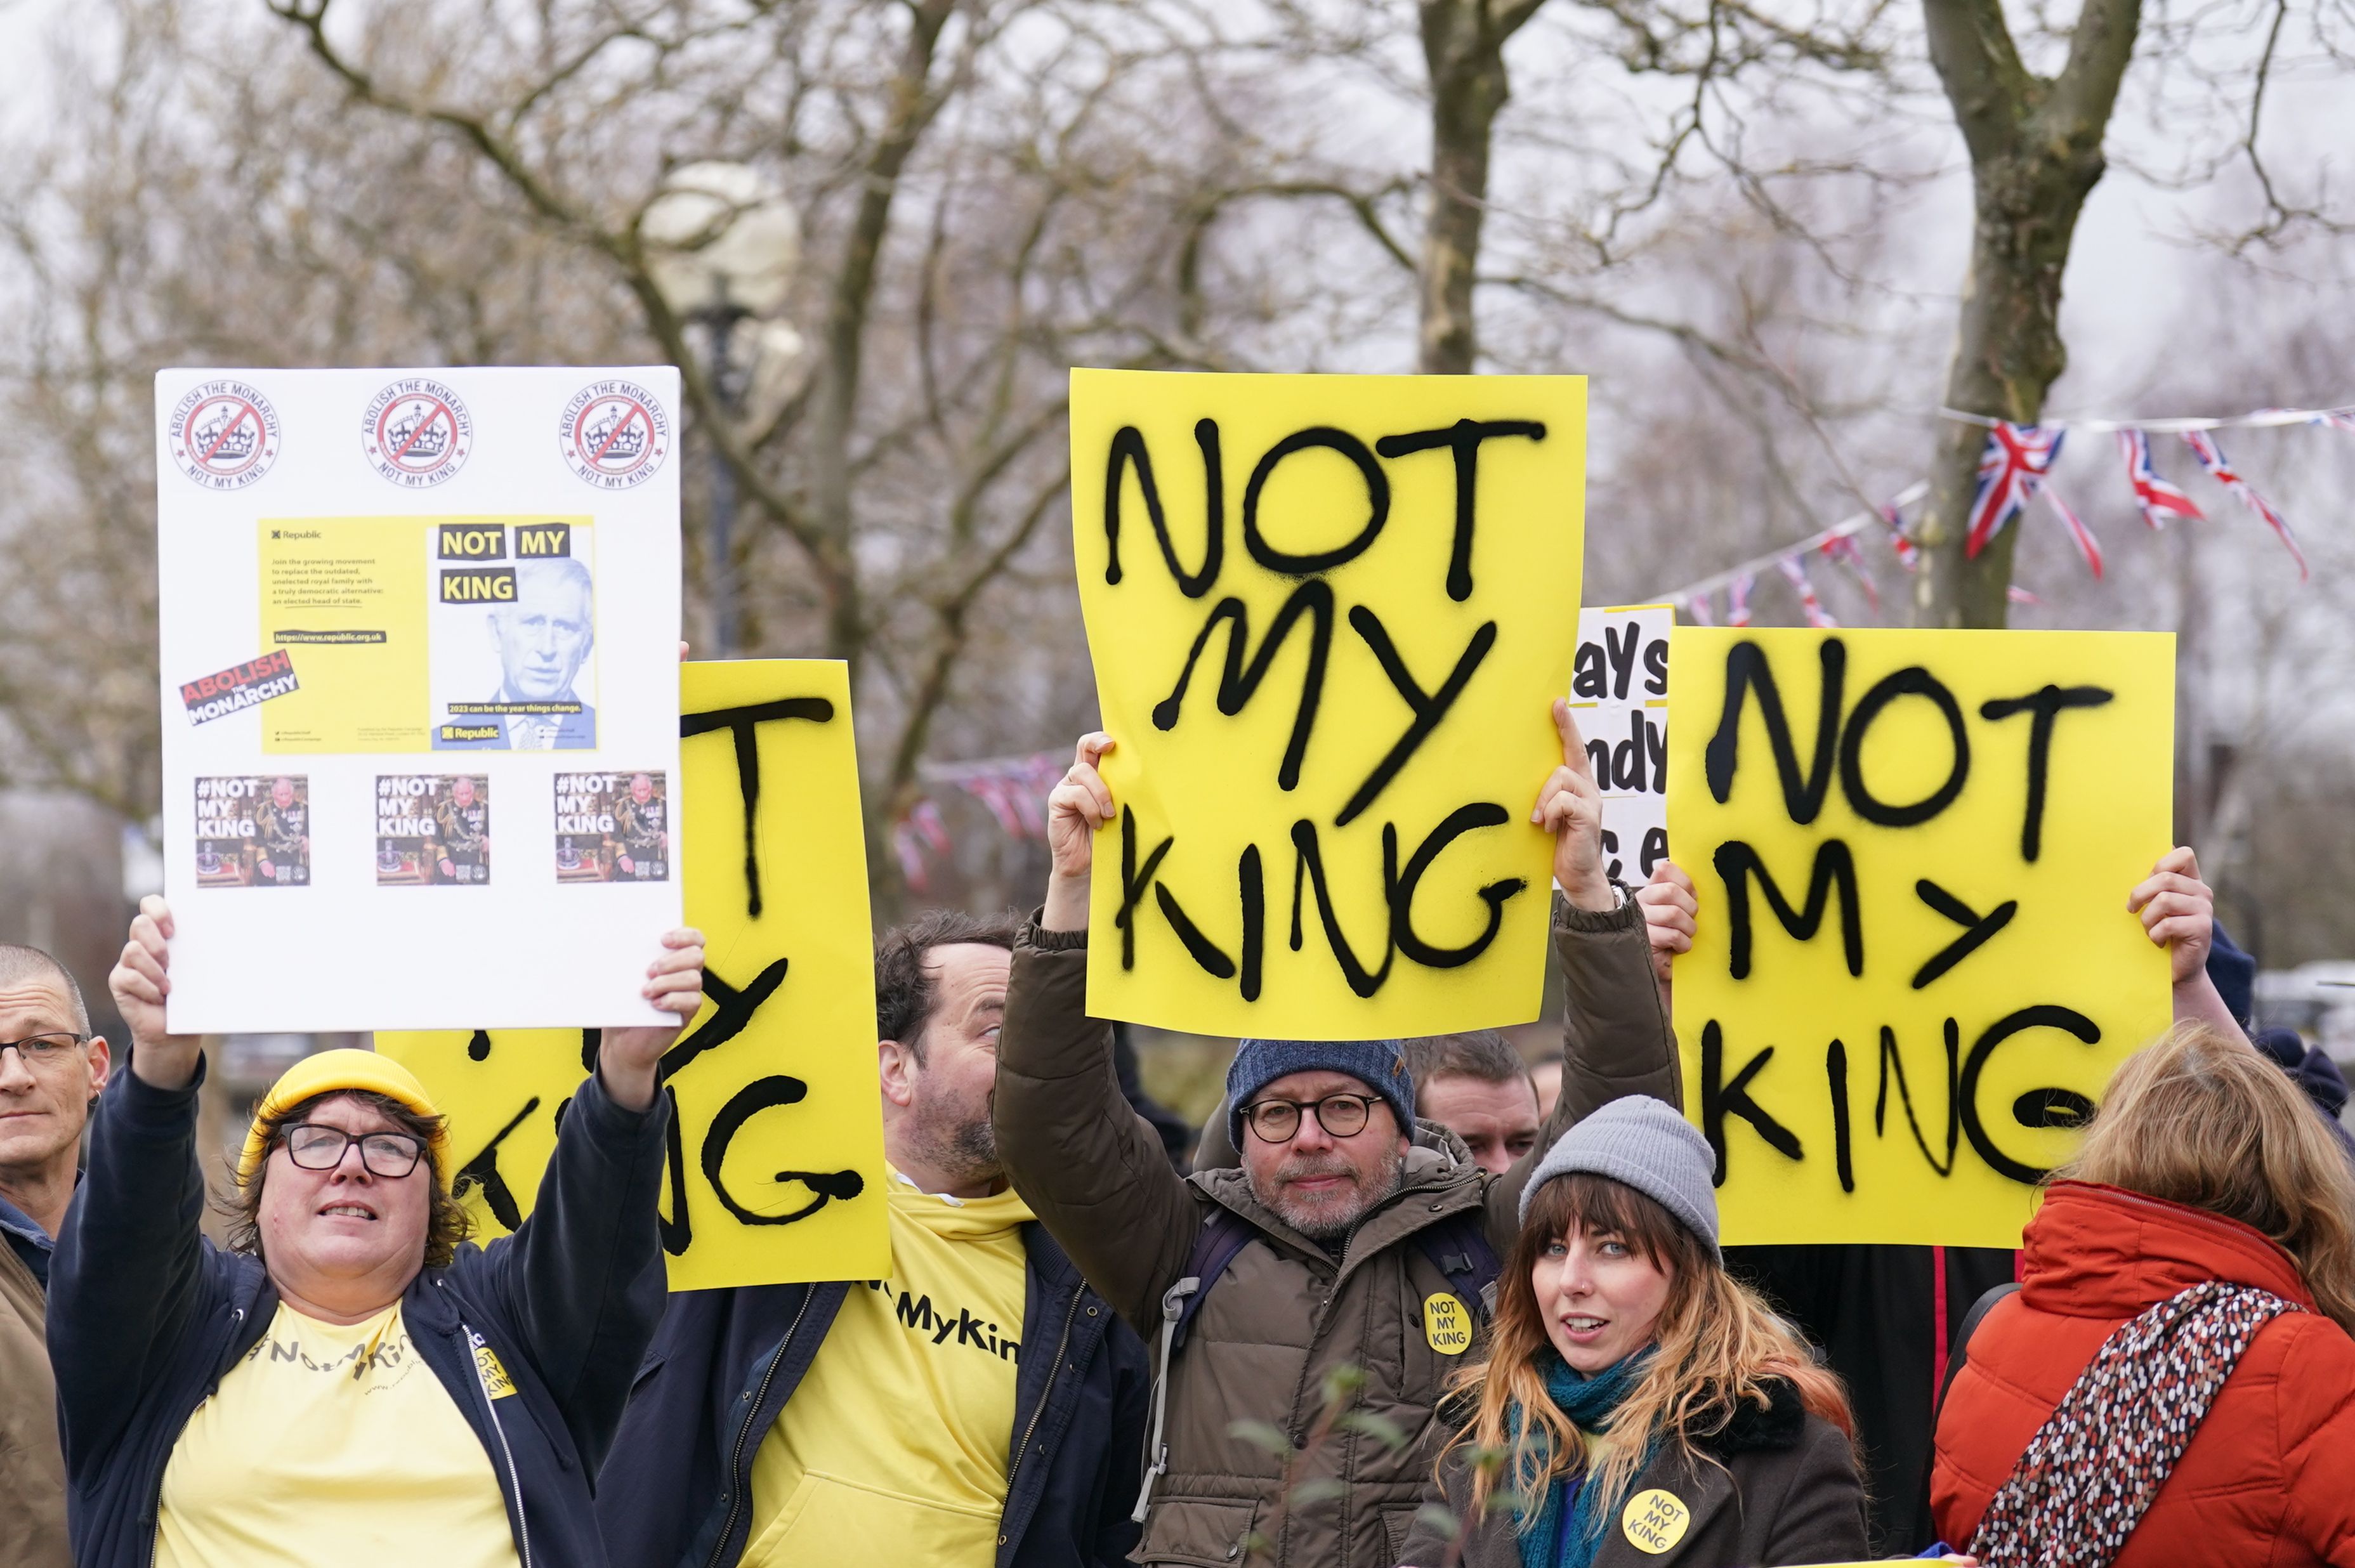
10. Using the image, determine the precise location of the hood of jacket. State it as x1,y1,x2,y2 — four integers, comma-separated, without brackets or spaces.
2019,1179,2317,1319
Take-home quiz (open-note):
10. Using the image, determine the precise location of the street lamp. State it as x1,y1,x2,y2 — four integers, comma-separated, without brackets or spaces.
646,161,801,657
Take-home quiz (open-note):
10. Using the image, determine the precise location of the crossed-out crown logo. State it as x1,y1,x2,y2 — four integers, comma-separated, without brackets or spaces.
362,378,474,487
559,381,670,490
169,380,282,490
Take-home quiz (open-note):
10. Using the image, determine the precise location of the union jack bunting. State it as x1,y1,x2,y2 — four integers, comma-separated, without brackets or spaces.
1965,422,2064,559
1777,556,1838,628
2041,481,2104,578
2183,430,2309,580
2116,429,2203,530
2007,584,2041,606
1820,532,1879,613
1881,502,1919,572
1727,572,1755,628
1686,592,1714,627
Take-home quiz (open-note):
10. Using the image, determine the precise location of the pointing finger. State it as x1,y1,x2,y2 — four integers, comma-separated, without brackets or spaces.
1553,699,1593,776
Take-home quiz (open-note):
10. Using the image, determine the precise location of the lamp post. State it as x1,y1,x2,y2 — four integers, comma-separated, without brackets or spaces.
646,162,799,658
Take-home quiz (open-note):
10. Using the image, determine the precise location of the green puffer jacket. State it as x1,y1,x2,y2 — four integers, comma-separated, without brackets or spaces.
993,896,1673,1568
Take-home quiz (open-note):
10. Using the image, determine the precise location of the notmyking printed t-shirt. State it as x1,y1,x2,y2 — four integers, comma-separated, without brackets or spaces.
154,1301,517,1568
742,1169,1034,1568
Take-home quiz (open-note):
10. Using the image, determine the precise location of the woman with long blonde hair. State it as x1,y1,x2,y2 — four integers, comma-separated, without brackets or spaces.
1395,1095,1865,1568
1932,1022,2355,1566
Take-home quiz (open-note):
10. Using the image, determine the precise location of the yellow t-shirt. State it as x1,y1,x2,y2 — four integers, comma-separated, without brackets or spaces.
743,1170,1034,1568
155,1301,518,1568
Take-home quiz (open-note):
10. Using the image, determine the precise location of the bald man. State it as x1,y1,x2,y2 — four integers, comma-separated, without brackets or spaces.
0,944,110,1568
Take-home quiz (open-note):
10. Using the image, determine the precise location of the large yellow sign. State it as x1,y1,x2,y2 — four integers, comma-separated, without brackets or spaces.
1668,628,2174,1248
1072,370,1586,1038
380,659,889,1290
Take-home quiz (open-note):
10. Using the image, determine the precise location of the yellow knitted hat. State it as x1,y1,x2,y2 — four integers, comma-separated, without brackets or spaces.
237,1048,449,1187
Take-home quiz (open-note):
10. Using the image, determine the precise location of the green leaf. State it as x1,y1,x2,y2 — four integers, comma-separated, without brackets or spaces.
1289,1478,1347,1505
1414,1504,1463,1541
1319,1362,1368,1404
1228,1419,1293,1456
1335,1409,1410,1451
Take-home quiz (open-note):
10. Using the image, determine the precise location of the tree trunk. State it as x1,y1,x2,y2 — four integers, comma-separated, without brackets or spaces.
1913,0,2142,627
1415,0,1546,374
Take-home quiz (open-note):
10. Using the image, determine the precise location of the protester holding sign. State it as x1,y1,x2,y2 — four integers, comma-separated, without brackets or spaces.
597,909,1150,1568
1395,1097,1866,1567
1932,1022,2355,1564
47,895,703,1568
992,704,1674,1568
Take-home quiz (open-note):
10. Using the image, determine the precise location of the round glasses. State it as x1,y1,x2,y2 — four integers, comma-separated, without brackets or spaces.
1238,1092,1379,1144
277,1123,427,1179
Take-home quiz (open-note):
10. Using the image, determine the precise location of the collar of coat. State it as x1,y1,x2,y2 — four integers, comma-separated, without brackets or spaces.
1191,1117,1489,1266
1684,1374,1809,1456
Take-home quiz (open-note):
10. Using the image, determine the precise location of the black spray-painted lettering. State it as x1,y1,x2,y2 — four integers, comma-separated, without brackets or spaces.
1837,667,1969,827
1242,427,1391,576
1335,608,1496,826
1977,685,2115,863
679,696,836,918
1153,582,1333,791
1712,839,1864,979
1705,640,1846,823
1370,419,1545,601
1912,880,2017,990
1102,421,1223,596
1957,1005,2102,1184
1700,1019,1804,1183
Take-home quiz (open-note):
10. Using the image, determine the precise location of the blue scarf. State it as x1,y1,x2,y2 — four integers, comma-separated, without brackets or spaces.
1512,1350,1656,1568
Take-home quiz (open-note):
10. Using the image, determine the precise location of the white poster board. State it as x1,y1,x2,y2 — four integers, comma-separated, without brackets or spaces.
1570,604,1671,885
156,367,684,1031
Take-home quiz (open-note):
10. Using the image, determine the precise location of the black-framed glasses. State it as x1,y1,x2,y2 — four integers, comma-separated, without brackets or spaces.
0,1032,88,1066
1239,1092,1379,1144
277,1123,427,1179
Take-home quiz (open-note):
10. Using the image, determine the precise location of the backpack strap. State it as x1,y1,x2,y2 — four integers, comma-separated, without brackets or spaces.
1413,1209,1502,1324
1132,1206,1261,1526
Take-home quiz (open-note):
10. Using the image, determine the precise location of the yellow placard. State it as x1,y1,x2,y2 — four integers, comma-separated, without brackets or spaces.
379,659,889,1290
1071,370,1586,1038
1668,628,2175,1248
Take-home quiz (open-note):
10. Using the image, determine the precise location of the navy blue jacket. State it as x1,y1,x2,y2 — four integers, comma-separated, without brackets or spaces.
48,1057,669,1568
597,1220,1150,1568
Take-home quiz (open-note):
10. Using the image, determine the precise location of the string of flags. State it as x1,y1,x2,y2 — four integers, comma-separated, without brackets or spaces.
1663,399,2347,620
892,750,1066,892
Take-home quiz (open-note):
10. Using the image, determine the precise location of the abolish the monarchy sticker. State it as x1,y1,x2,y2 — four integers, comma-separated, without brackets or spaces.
559,380,670,490
169,379,282,490
362,377,474,487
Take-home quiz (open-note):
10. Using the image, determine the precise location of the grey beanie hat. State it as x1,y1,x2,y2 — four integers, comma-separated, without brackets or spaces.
1518,1095,1720,1260
1225,1038,1414,1149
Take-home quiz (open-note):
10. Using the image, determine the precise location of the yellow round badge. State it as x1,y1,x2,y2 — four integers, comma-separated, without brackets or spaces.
1620,1489,1691,1553
1422,1293,1471,1355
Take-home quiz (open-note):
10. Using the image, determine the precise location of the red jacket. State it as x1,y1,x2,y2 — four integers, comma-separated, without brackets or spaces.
1931,1180,2355,1565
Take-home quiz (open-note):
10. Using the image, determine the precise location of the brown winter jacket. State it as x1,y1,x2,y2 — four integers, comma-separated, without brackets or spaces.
0,1233,71,1568
994,896,1674,1568
1394,1378,1867,1568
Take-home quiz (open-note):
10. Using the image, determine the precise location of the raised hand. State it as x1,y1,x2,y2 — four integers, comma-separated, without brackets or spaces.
2127,846,2215,986
109,896,202,1090
1637,861,1698,996
1042,733,1116,932
596,928,706,1113
1532,699,1614,913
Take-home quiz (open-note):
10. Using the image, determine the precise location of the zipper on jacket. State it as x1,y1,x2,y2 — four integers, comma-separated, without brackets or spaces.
705,1288,815,1568
1002,1288,1084,1501
452,1291,532,1568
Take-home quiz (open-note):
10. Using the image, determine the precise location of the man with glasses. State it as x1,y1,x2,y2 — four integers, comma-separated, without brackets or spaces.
0,944,110,1568
992,706,1679,1568
46,894,705,1568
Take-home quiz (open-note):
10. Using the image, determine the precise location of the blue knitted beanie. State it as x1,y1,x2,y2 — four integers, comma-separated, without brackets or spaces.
1225,1038,1415,1148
